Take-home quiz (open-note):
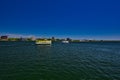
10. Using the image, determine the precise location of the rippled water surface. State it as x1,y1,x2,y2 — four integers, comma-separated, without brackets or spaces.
0,41,120,80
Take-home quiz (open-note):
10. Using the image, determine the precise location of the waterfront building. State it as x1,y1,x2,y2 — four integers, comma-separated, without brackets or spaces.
0,36,8,41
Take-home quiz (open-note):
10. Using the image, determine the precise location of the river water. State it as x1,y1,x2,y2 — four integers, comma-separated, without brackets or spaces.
0,41,120,80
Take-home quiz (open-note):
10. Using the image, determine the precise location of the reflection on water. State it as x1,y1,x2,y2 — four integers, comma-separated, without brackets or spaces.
0,41,120,80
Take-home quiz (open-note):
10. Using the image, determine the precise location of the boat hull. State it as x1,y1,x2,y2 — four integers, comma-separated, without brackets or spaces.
35,40,52,45
62,41,69,43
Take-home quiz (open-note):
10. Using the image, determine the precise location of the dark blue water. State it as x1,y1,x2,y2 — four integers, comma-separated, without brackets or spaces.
0,41,120,80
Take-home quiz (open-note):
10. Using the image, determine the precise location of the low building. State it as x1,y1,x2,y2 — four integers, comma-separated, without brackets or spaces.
0,36,8,41
31,37,36,41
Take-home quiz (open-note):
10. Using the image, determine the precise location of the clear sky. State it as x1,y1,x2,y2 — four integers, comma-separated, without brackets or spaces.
0,0,120,40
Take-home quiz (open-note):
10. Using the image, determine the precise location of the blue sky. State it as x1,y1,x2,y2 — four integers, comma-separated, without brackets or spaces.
0,0,120,40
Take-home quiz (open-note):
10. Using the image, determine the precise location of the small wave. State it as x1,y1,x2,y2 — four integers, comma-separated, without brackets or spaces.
0,45,14,46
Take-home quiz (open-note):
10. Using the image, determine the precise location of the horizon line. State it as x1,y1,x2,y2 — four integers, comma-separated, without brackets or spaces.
0,33,120,40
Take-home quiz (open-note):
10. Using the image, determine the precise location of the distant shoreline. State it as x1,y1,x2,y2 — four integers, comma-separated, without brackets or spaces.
0,40,120,42
0,35,120,42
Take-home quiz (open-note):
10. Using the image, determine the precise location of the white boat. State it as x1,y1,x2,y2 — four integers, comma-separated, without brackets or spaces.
35,40,52,45
62,40,69,43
